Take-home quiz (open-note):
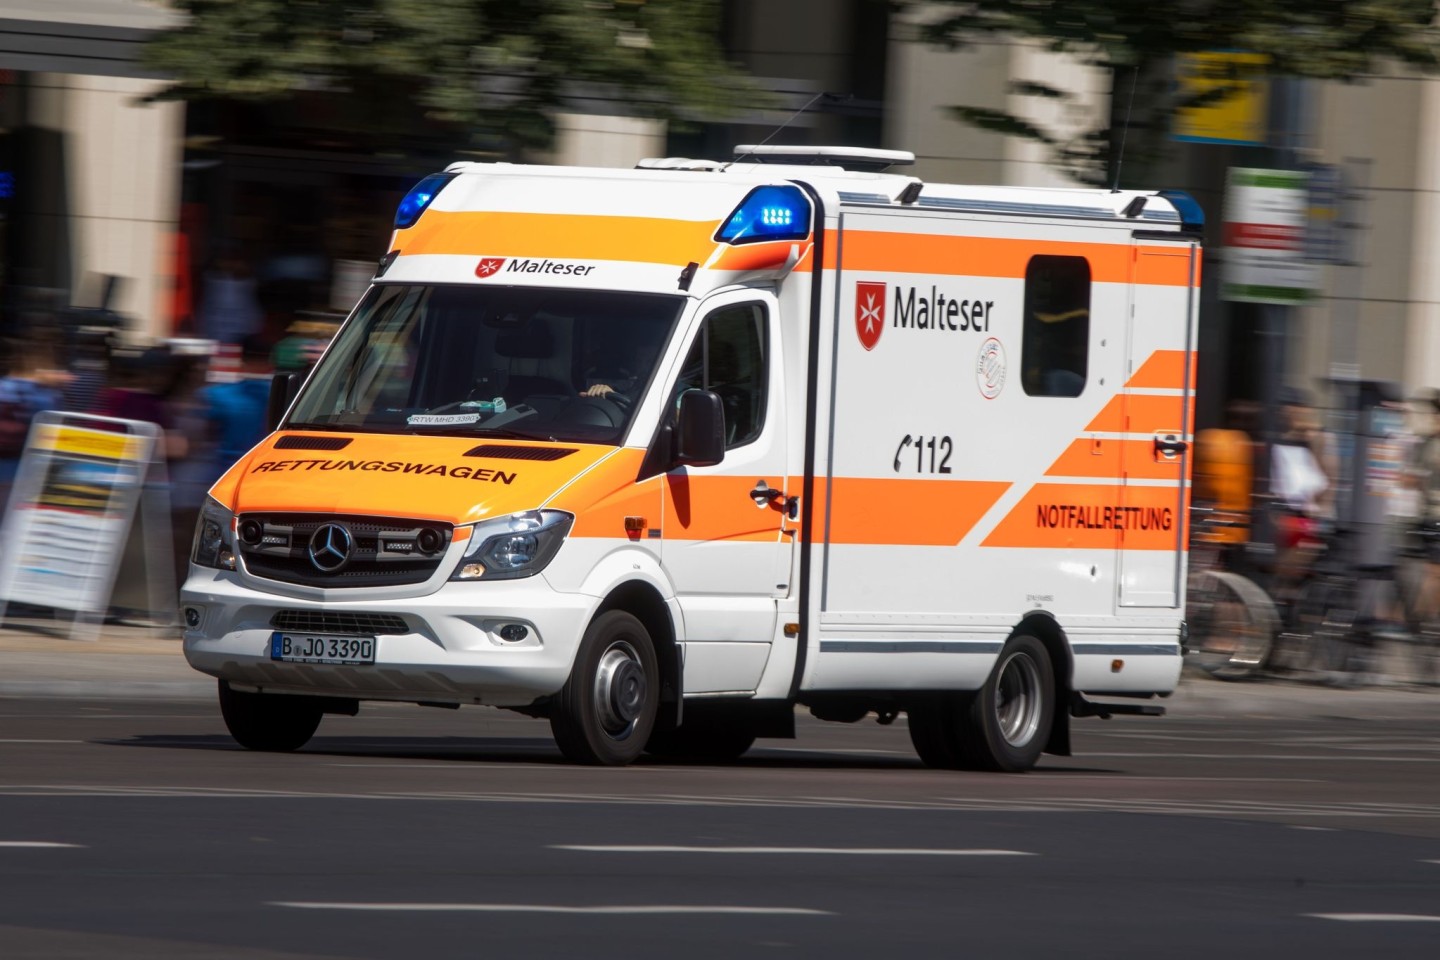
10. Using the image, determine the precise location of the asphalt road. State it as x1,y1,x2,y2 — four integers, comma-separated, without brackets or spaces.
1,695,1439,958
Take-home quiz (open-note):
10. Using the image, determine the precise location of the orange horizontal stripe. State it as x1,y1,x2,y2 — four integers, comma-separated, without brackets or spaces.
557,450,661,542
982,483,1184,550
834,233,1194,285
1085,394,1188,434
1126,350,1195,390
1045,439,1188,481
397,210,722,267
663,474,788,543
819,478,1011,545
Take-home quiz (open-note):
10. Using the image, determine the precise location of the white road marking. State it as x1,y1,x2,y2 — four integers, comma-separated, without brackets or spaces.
1082,753,1440,763
272,902,831,916
1287,825,1337,832
1423,860,1440,864
553,845,1034,856
0,785,1434,821
1307,913,1440,923
0,739,83,744
0,841,84,848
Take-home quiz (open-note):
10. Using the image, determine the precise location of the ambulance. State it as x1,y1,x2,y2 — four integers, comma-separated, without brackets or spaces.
180,145,1201,771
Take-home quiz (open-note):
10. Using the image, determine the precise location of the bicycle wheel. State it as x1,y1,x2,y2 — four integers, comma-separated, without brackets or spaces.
1185,570,1279,681
1289,576,1363,682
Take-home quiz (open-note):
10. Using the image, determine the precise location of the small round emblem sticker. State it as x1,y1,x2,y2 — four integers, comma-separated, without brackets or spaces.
976,337,1006,399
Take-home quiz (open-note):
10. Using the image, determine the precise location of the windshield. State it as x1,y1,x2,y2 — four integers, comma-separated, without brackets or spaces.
286,284,685,444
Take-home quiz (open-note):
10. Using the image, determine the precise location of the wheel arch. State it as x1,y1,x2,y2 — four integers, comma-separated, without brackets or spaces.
595,579,682,733
1015,611,1073,757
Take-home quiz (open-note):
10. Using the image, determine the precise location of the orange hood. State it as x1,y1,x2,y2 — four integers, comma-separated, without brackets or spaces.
210,433,619,526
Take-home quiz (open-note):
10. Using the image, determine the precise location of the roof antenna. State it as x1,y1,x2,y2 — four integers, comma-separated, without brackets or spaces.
724,91,850,171
1111,65,1139,193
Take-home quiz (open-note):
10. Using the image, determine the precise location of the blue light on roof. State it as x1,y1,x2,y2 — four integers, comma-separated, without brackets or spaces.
394,172,457,229
716,185,812,244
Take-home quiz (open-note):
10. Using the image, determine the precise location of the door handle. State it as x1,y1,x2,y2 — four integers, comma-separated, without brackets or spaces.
1154,435,1188,457
750,479,783,508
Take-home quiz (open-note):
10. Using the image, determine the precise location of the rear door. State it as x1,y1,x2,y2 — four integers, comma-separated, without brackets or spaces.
1117,240,1199,608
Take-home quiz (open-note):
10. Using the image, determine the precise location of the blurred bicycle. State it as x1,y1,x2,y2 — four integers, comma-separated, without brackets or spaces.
1184,507,1280,681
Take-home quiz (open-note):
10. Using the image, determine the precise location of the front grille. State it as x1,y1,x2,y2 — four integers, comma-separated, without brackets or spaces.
238,513,452,588
271,610,409,635
273,435,354,450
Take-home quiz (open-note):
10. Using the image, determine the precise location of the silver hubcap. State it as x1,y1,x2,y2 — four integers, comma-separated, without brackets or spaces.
594,640,646,740
994,651,1042,747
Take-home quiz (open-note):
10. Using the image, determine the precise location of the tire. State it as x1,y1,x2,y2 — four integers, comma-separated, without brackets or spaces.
550,610,659,766
957,634,1054,772
644,720,756,764
217,680,323,752
906,695,963,769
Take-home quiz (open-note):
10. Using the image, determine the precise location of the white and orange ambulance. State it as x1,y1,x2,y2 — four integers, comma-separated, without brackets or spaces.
180,145,1201,771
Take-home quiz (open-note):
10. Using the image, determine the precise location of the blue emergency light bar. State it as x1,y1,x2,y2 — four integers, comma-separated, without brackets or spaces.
716,185,812,243
394,172,457,229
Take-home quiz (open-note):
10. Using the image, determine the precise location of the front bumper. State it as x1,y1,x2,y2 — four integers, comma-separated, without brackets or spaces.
179,568,595,706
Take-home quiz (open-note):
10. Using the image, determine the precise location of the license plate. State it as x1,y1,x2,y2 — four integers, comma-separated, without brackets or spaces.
269,632,376,665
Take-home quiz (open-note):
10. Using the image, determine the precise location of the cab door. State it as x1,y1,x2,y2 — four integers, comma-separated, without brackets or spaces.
660,289,791,694
1118,241,1199,607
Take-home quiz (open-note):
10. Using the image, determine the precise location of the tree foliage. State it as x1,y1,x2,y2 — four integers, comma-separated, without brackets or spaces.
909,0,1440,184
144,0,751,153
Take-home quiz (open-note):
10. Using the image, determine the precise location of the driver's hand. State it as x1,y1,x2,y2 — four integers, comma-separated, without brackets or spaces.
581,384,614,397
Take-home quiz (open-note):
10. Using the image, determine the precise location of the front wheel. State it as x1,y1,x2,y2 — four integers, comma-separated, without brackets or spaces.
217,681,323,752
550,611,659,765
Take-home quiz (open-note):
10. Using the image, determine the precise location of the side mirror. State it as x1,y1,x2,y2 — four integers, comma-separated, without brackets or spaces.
266,373,300,431
675,389,726,467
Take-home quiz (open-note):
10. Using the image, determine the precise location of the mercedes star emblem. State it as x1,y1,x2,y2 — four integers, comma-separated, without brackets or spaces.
307,523,354,573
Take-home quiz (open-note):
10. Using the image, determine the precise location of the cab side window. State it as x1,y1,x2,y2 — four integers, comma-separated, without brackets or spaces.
1021,255,1091,398
677,304,767,448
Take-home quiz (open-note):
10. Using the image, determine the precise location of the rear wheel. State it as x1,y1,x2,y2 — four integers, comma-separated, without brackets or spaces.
958,634,1054,772
217,681,323,752
550,611,659,765
906,695,963,769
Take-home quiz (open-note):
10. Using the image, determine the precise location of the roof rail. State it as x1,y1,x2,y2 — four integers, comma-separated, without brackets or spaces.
731,145,915,171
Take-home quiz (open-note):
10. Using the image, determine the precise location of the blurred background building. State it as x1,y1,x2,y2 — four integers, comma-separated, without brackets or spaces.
2,0,1438,426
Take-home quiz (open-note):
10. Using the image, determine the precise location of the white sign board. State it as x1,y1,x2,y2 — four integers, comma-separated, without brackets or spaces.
1221,167,1321,304
0,413,164,636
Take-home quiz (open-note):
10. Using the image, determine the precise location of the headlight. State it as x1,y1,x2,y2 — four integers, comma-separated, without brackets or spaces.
451,509,573,581
192,496,237,570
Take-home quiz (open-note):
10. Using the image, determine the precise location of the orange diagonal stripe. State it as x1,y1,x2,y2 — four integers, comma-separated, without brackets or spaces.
818,478,1011,545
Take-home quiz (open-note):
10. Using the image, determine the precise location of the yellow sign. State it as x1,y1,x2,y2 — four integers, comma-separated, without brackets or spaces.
33,425,146,462
1174,51,1268,146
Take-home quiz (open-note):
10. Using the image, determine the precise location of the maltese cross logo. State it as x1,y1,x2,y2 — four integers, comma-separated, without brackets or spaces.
475,257,505,278
855,281,886,351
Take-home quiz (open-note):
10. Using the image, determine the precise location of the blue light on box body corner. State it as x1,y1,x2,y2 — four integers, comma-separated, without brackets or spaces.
394,172,457,229
717,185,811,243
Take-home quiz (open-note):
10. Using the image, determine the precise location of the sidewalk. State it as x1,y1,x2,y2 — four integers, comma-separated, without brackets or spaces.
3,616,1440,718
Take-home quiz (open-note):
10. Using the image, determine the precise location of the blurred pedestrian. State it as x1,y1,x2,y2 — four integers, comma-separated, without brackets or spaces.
198,334,273,486
0,333,68,508
1271,388,1329,595
196,248,264,347
1404,391,1440,627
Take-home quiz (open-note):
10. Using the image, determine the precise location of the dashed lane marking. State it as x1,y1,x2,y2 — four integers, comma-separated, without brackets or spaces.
1307,914,1440,923
271,902,832,916
552,845,1034,856
0,841,84,848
